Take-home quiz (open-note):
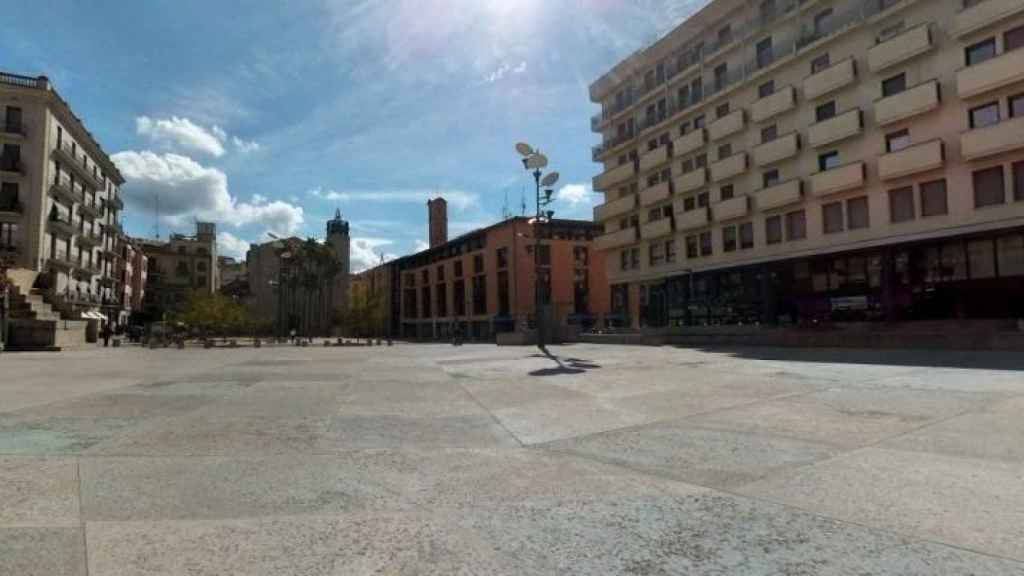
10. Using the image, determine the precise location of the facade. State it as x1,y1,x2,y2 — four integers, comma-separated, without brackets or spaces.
130,244,147,313
246,211,351,335
113,239,138,325
0,72,127,332
392,216,609,341
350,260,395,337
589,0,1024,326
136,221,218,320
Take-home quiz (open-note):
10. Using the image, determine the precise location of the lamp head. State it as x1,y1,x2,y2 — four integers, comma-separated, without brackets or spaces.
546,210,555,221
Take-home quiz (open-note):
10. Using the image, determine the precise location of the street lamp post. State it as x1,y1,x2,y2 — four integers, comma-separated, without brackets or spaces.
515,143,559,350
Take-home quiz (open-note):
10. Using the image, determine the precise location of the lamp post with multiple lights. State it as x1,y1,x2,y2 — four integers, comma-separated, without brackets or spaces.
515,143,559,349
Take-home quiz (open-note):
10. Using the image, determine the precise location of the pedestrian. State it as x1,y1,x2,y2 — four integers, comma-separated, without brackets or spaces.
101,322,112,348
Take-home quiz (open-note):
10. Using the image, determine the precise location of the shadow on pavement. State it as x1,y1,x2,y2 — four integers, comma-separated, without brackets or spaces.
528,346,603,377
680,345,1024,371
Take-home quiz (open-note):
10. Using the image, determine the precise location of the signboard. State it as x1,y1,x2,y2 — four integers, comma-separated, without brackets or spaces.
831,295,869,311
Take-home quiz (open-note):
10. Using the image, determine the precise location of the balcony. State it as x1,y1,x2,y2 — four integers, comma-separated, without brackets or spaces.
109,194,124,210
52,142,104,189
753,132,800,167
48,253,77,272
961,115,1024,161
955,0,1024,38
77,229,104,249
49,178,83,206
106,221,124,236
957,47,1024,100
0,158,24,178
641,218,673,240
78,200,104,220
710,152,747,183
708,109,745,141
594,226,637,252
593,193,637,222
751,85,796,123
640,181,671,207
868,23,933,73
803,57,856,101
673,168,707,195
879,140,944,180
47,216,77,238
810,161,865,197
874,80,940,126
1,121,25,141
0,200,23,221
757,179,803,211
796,1,863,50
593,161,636,192
808,109,863,148
672,129,705,158
713,195,750,222
674,206,710,231
639,145,669,173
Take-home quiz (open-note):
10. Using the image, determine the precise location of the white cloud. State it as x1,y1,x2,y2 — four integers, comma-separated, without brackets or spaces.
413,240,430,252
217,231,251,260
483,60,528,84
554,183,600,220
136,116,227,157
350,237,397,273
112,150,304,237
232,136,261,153
308,187,479,212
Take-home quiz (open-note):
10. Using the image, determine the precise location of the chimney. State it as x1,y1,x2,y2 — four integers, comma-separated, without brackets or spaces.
427,197,448,248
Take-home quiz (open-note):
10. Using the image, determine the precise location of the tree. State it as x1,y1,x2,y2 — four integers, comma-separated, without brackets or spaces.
174,290,252,338
334,288,384,338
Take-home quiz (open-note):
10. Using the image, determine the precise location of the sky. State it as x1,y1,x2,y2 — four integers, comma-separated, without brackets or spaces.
2,0,708,271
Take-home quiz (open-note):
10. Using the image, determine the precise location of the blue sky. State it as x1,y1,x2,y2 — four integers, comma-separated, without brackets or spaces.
2,0,706,270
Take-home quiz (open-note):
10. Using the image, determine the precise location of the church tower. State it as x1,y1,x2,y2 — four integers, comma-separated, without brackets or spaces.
326,209,351,313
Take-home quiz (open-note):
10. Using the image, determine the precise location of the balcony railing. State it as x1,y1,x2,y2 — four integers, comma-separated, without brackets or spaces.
77,229,104,248
0,199,23,215
109,194,124,210
79,200,104,220
0,157,23,175
49,252,77,271
47,215,77,238
50,178,84,206
0,72,44,89
796,2,863,51
592,129,636,161
53,142,103,189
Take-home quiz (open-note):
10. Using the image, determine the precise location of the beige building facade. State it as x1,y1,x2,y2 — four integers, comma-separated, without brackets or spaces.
590,0,1024,326
1,72,128,347
135,222,218,320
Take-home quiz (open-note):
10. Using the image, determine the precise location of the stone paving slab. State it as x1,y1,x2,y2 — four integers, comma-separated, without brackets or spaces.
739,447,1024,561
0,527,86,576
880,396,1024,462
0,456,80,525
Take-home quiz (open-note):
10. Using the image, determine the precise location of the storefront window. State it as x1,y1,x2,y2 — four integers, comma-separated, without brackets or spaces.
812,260,829,292
968,239,996,279
893,251,910,285
829,258,847,290
941,243,967,281
847,256,867,287
868,255,882,288
997,234,1024,277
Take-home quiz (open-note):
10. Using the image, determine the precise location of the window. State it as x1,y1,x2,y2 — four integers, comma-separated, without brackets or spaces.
1005,25,1024,52
718,25,732,45
714,63,727,91
684,196,696,211
0,182,17,209
785,210,806,240
720,184,734,200
649,241,665,266
968,239,996,279
823,202,844,234
766,215,782,244
886,129,911,153
535,245,552,266
879,21,906,42
665,239,677,263
454,260,463,277
761,125,778,143
920,179,948,216
681,158,694,173
421,269,430,284
818,151,840,171
693,114,706,129
197,261,207,272
997,234,1024,276
718,143,732,159
723,226,737,252
881,73,906,97
889,187,915,222
620,250,630,270
716,102,730,118
763,169,780,188
1010,94,1024,118
4,106,22,133
814,9,833,35
847,196,869,230
697,191,709,208
756,37,773,68
437,264,447,282
57,126,63,148
473,254,484,273
699,231,712,256
686,235,698,258
969,102,1000,128
1015,161,1024,202
973,165,1005,208
691,78,703,103
811,53,830,74
965,38,996,66
816,101,836,122
678,87,691,111
740,222,754,249
695,153,707,168
630,247,640,269
759,80,775,99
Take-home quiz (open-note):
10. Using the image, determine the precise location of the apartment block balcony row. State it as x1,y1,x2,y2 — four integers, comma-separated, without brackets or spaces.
47,215,77,238
52,141,105,190
957,43,1024,100
78,200,104,220
76,229,104,249
0,157,23,177
955,0,1024,38
50,178,84,206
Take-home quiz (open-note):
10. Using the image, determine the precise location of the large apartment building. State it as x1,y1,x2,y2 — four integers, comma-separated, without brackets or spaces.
589,0,1024,327
135,222,219,320
1,72,128,347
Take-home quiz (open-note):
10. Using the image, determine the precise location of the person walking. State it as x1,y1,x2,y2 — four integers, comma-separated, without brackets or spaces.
101,322,112,348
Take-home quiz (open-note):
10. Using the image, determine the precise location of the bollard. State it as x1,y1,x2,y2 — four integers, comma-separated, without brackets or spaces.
254,338,262,348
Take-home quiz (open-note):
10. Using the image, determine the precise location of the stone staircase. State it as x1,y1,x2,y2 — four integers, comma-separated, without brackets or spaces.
5,286,88,351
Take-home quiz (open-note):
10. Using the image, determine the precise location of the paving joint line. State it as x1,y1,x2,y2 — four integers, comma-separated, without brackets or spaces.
75,458,90,576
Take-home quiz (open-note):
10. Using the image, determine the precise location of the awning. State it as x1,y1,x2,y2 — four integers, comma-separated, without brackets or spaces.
82,311,108,321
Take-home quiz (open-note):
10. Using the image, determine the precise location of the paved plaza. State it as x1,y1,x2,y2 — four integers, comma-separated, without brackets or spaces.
1,343,1023,575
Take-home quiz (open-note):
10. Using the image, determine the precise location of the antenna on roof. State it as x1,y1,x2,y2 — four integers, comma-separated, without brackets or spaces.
502,189,510,220
520,185,526,216
154,192,161,239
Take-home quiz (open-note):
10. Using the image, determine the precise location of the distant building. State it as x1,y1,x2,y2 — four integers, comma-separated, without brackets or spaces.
246,211,351,335
427,197,448,248
135,221,218,320
113,238,147,326
358,214,610,341
1,71,128,348
218,256,246,288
